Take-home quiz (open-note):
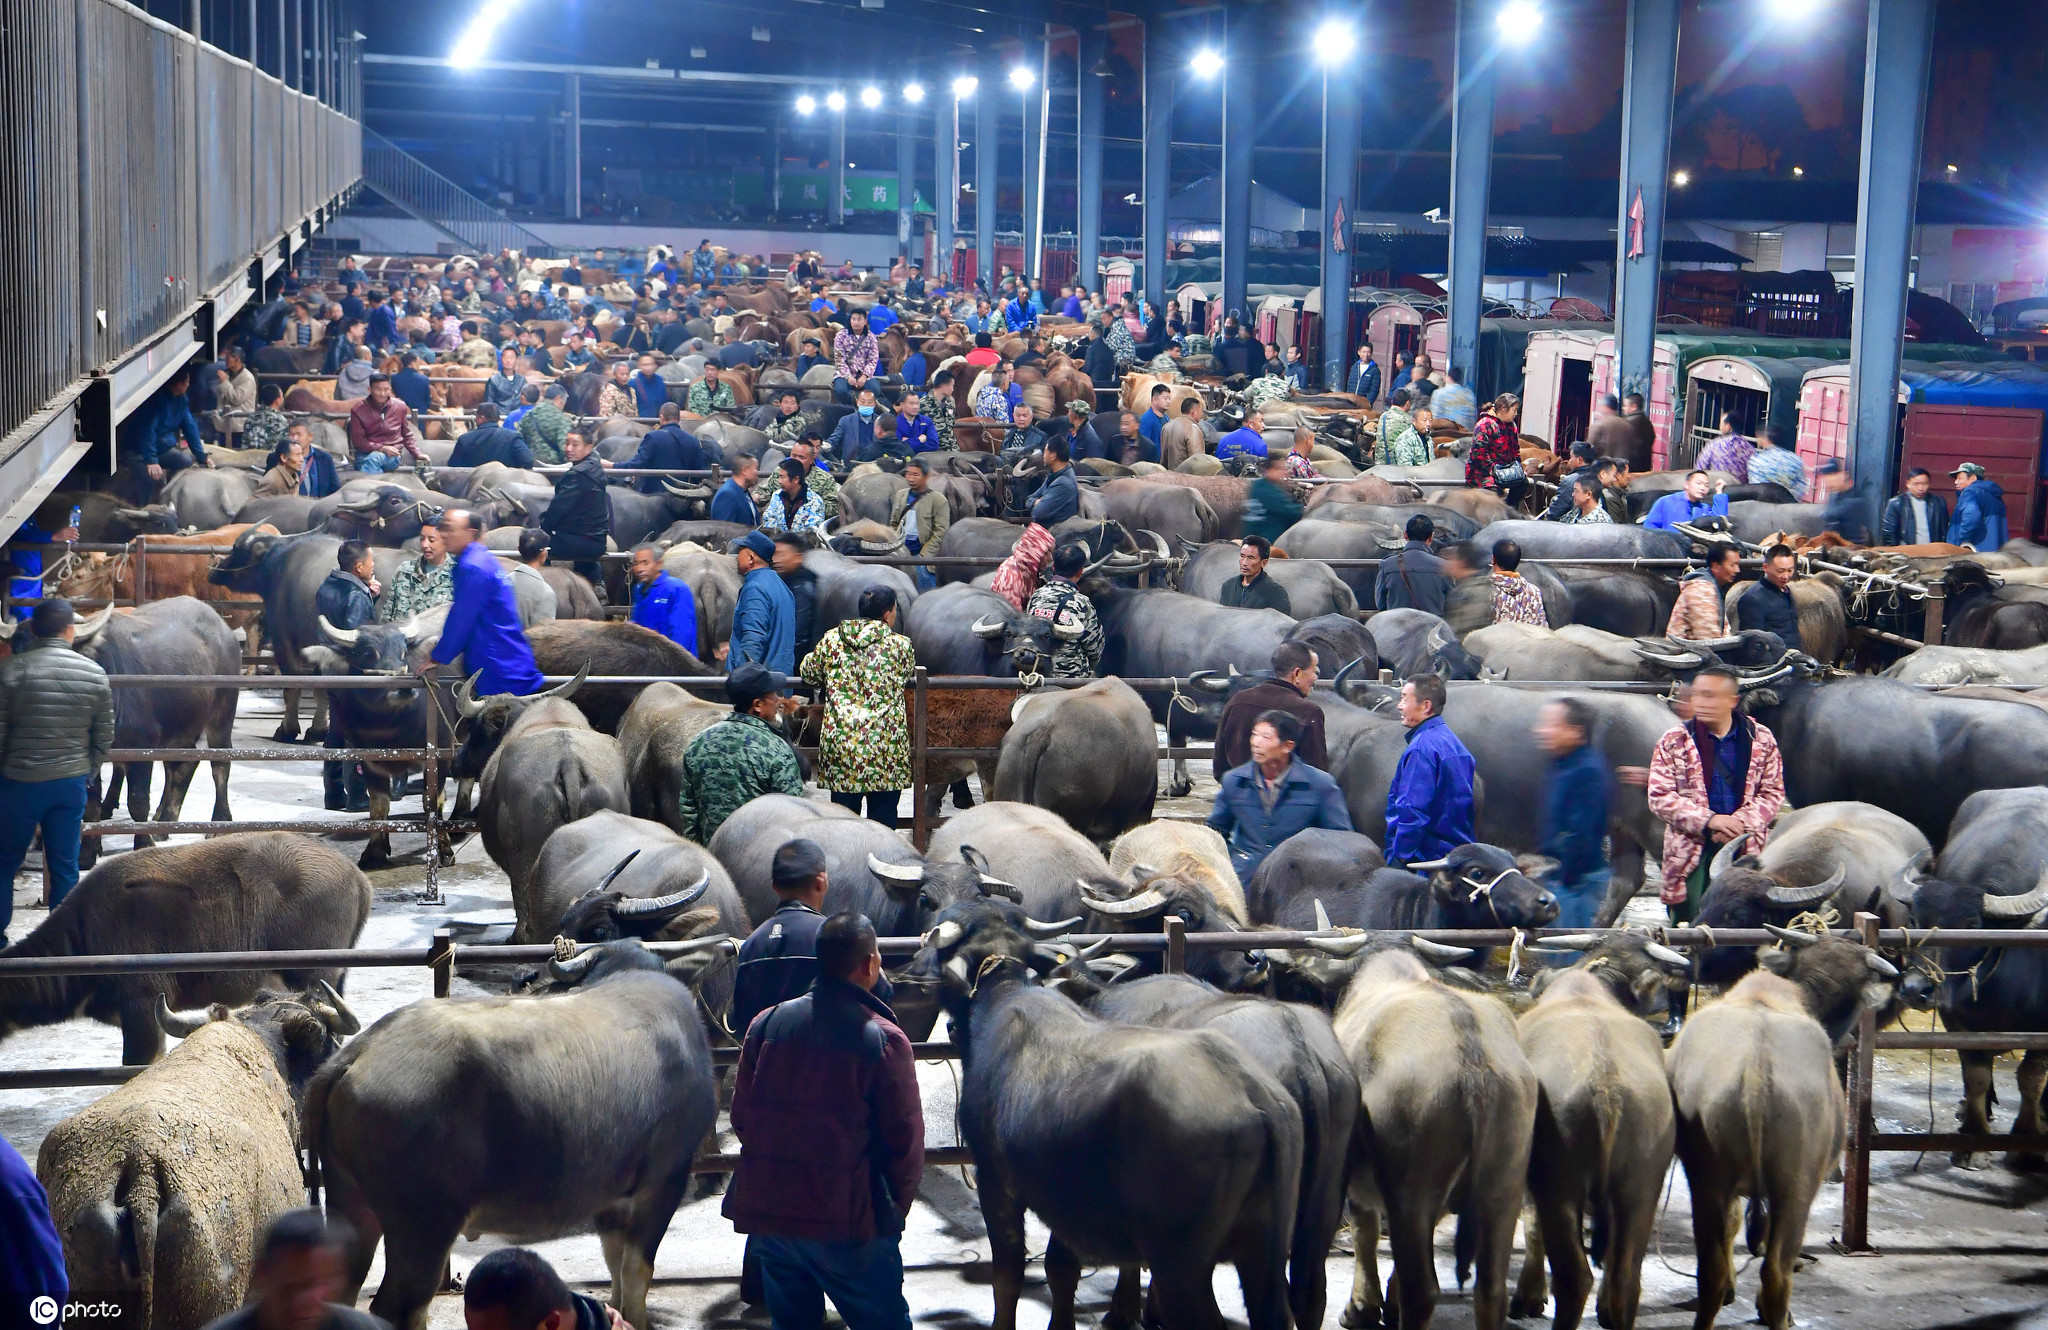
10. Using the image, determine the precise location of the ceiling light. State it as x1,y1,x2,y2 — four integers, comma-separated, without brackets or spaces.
826,90,847,112
1792,166,1804,177
1009,65,1034,89
1189,47,1224,79
751,26,770,40
795,94,817,115
860,85,883,108
689,45,706,59
903,82,926,103
1314,19,1356,63
1496,0,1542,43
1672,169,1690,187
952,75,977,98
449,0,520,69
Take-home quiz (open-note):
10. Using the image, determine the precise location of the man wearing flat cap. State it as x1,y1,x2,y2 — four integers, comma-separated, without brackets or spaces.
676,661,804,843
728,530,797,673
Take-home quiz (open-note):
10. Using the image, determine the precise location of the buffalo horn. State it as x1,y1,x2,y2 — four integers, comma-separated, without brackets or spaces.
1633,647,1704,670
1901,847,1932,888
1331,653,1371,703
1313,899,1333,932
1867,953,1901,978
1021,914,1085,938
1409,935,1476,964
1761,922,1822,948
1187,669,1232,695
969,615,1008,640
153,995,215,1039
1981,866,2048,919
615,870,712,918
1375,536,1405,551
1079,885,1171,919
1142,529,1173,561
547,946,600,982
589,849,643,895
1304,931,1375,957
661,479,714,499
455,670,488,718
317,615,361,647
1736,663,1796,690
311,979,362,1035
664,932,735,954
1405,857,1452,872
1709,831,1752,882
540,662,590,702
1765,863,1846,907
1671,634,1746,652
921,920,965,950
1646,942,1693,970
867,854,927,885
1540,934,1602,948
71,604,115,644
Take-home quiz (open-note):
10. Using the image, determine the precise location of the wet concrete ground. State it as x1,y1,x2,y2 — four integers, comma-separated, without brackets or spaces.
3,696,2047,1329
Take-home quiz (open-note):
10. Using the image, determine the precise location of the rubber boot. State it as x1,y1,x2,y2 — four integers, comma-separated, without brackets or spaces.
324,761,347,811
344,763,370,814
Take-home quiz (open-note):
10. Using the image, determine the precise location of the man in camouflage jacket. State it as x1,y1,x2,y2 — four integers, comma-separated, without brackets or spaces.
676,663,805,843
1023,544,1103,678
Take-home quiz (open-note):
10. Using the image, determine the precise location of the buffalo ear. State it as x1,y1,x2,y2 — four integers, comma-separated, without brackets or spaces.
1757,947,1795,977
302,645,350,675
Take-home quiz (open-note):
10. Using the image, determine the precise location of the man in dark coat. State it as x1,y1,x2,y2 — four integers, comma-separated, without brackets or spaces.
772,534,821,665
1373,515,1452,614
315,540,380,811
1212,641,1327,780
539,431,612,588
622,403,708,494
1217,536,1292,614
1732,544,1804,654
445,403,534,469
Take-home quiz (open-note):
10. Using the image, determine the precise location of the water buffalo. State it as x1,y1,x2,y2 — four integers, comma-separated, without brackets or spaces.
1755,677,2048,848
803,547,919,634
1667,971,1846,1330
1465,623,1805,684
1082,823,1255,991
36,986,358,1329
914,901,1304,1330
1884,640,2048,686
906,582,1062,677
1469,518,1688,562
1097,477,1221,548
1326,938,1538,1330
306,939,720,1330
1363,609,1482,679
1720,500,1827,544
1310,500,1481,541
1548,566,1676,638
1179,542,1359,619
475,693,630,893
163,466,262,530
924,801,1119,923
1088,975,1360,1330
1724,577,1850,665
1268,519,1400,603
0,833,369,1063
1134,471,1253,538
659,541,744,659
609,482,712,546
69,597,238,859
1267,843,1557,966
616,682,730,832
525,619,712,734
1939,562,2048,650
992,679,1159,840
1509,957,1677,1330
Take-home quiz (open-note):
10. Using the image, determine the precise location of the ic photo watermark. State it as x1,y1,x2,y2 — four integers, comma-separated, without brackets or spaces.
7,1295,137,1330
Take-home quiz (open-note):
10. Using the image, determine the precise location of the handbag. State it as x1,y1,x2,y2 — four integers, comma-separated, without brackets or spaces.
1493,459,1527,488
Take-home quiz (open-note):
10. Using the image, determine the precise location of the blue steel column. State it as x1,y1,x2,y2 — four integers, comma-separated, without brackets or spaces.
1220,3,1254,322
1142,8,1172,312
1614,0,1681,402
829,110,846,227
935,92,956,282
1022,31,1047,281
977,47,999,292
897,109,917,261
1319,47,1360,392
1849,0,1936,515
1077,24,1106,298
1446,0,1498,388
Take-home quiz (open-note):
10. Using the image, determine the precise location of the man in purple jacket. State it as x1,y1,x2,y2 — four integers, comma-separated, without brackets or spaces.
725,912,924,1330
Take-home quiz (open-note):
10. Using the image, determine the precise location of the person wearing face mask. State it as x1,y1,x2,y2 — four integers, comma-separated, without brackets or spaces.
826,388,882,466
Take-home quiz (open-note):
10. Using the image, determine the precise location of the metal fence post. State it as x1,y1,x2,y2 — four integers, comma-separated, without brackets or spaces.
422,693,441,905
911,666,929,852
1921,584,1945,647
429,927,454,998
1840,910,1881,1253
1163,917,1186,974
132,536,148,605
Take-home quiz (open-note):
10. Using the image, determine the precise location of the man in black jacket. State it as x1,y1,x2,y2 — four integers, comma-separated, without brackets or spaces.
315,541,380,811
1374,515,1453,613
1083,321,1119,389
540,431,612,591
771,534,820,664
1541,442,1602,521
1217,535,1293,613
445,404,534,469
1880,467,1950,546
461,1245,616,1330
621,403,706,494
1733,543,1805,654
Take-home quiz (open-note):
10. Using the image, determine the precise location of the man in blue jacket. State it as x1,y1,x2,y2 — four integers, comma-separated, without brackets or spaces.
1029,437,1080,528
623,403,708,494
1385,673,1476,869
631,354,670,419
713,456,762,526
826,390,881,465
125,370,208,484
389,351,432,414
729,531,795,673
1208,709,1353,884
1003,291,1036,332
0,1135,66,1313
1642,469,1730,531
445,404,534,469
365,288,401,350
422,509,546,696
628,543,700,655
1535,697,1611,931
1948,462,2009,552
1347,345,1381,403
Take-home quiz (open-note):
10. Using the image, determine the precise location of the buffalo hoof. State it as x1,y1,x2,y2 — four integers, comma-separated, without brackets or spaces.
1164,778,1193,799
1953,1151,1985,1171
1507,1293,1545,1320
1596,1306,1613,1329
272,724,302,743
358,849,391,871
1338,1303,1379,1330
131,834,155,851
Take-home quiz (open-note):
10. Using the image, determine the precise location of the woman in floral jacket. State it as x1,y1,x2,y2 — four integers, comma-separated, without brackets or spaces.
1465,392,1529,507
799,585,917,827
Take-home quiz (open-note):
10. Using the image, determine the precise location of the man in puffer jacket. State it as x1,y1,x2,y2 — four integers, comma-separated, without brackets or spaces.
0,599,114,925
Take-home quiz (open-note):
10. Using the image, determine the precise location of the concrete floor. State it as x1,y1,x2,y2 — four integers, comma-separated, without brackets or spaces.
4,695,2048,1330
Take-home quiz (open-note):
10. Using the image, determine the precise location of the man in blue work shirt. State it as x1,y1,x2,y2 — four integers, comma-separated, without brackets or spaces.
866,294,899,336
365,288,401,350
1347,345,1381,403
628,543,700,655
1643,470,1730,531
1384,673,1476,869
1138,383,1172,456
894,393,941,454
631,354,670,419
1208,709,1352,885
729,531,795,673
899,344,928,390
1003,289,1036,332
420,509,545,697
1215,408,1269,464
390,352,432,415
124,369,209,486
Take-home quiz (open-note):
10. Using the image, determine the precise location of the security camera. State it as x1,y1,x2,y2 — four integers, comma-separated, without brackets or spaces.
1423,207,1444,224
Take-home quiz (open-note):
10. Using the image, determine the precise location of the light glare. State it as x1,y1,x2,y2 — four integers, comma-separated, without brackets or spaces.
1189,47,1224,78
449,0,520,68
1313,19,1356,63
795,94,817,115
1496,0,1542,43
903,82,926,103
952,75,978,98
826,90,847,112
1009,65,1035,89
1672,170,1690,187
860,85,883,108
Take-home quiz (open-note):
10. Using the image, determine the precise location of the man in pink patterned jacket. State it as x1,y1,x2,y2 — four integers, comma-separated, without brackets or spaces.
1644,665,1786,922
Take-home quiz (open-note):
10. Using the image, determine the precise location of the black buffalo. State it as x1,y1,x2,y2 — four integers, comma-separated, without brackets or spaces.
302,608,451,867
1941,562,2048,650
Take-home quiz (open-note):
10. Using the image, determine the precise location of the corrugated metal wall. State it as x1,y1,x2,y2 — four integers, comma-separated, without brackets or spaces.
0,0,359,449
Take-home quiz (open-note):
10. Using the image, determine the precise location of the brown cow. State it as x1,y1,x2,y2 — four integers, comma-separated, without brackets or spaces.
55,524,275,641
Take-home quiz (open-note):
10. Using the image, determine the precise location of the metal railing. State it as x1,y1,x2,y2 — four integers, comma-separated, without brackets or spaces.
0,917,2042,1243
360,127,554,259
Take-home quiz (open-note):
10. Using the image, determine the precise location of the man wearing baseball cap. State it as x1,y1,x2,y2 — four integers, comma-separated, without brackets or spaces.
728,531,796,673
675,661,804,843
1948,461,2009,553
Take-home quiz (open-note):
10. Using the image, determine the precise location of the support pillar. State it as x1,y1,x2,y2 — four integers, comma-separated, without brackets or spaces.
772,116,782,215
1849,0,1936,518
935,92,956,283
1319,47,1360,392
897,108,917,260
1078,24,1106,298
976,47,998,293
1614,0,1681,406
1220,3,1255,322
1142,8,1172,313
1023,29,1048,283
564,73,581,220
830,110,846,227
1446,0,1498,388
